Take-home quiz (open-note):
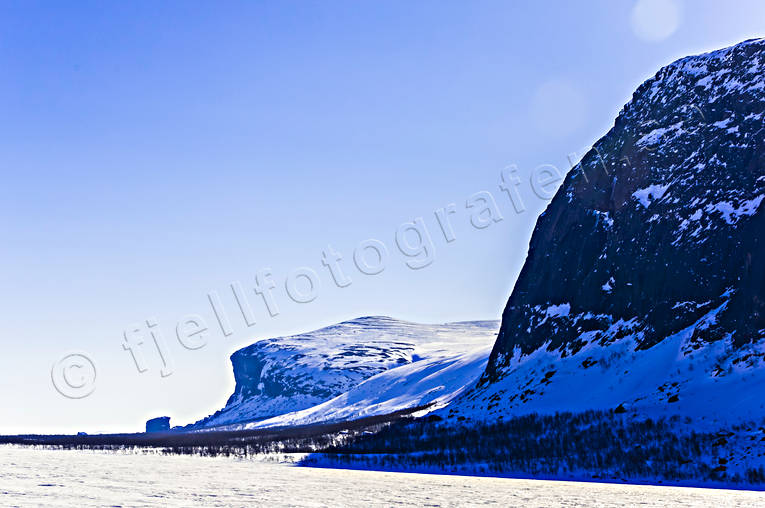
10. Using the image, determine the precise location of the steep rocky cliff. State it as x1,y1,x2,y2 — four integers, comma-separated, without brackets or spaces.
450,38,765,424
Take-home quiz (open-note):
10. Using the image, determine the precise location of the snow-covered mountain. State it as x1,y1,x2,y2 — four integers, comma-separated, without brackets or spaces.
447,38,765,426
192,317,498,428
236,344,493,429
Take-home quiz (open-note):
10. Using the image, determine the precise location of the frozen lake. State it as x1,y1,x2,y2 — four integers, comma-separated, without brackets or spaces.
1,446,764,507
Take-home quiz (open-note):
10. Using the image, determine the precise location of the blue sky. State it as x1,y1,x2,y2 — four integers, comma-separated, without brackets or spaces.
1,1,764,434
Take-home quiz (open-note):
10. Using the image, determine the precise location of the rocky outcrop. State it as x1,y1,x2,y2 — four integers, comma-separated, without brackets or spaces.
448,39,765,424
145,416,171,433
488,38,765,376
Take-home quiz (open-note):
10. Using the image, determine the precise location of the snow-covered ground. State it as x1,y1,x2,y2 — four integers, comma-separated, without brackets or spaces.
2,446,763,507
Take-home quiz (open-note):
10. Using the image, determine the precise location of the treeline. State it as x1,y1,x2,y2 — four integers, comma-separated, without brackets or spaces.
303,411,765,486
0,405,425,457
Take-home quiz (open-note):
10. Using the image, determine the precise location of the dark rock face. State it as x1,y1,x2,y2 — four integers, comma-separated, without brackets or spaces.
145,416,171,433
485,39,765,381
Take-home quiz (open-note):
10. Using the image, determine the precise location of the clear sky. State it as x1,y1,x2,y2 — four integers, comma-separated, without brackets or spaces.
1,0,763,434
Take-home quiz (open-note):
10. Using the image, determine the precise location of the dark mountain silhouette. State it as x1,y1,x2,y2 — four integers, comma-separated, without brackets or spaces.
448,38,765,424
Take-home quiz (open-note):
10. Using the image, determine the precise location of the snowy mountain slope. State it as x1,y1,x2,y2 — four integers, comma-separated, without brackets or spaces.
447,299,765,428
448,38,765,423
236,344,493,429
192,317,498,428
